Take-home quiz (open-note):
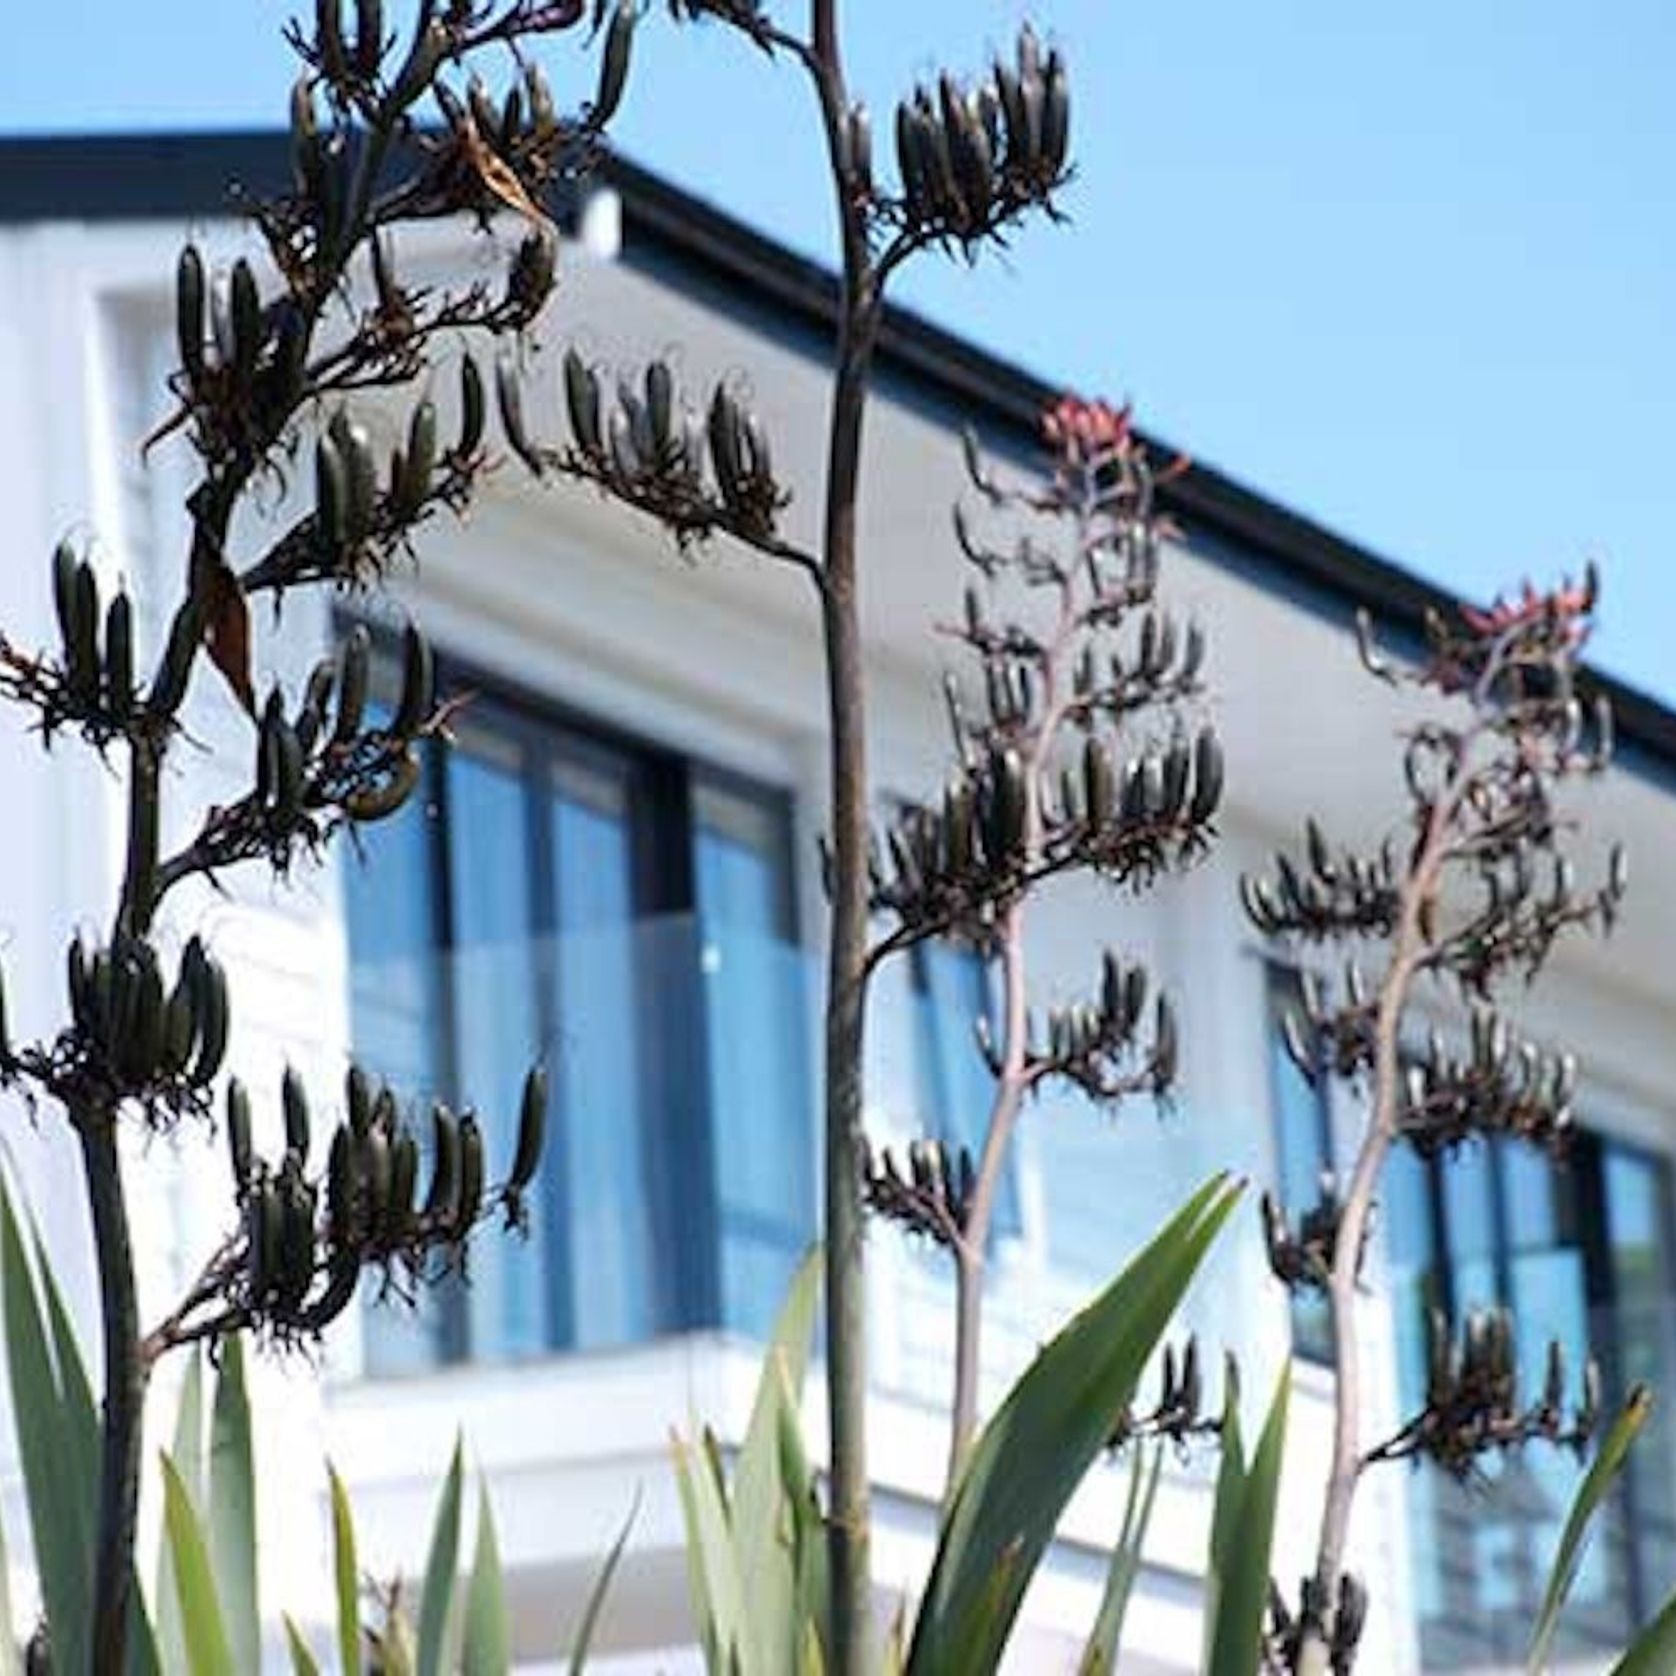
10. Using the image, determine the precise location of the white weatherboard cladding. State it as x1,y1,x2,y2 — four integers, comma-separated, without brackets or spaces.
0,208,1668,1673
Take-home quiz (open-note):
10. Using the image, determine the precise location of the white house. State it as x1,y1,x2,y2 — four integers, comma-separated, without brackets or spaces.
0,131,1673,1673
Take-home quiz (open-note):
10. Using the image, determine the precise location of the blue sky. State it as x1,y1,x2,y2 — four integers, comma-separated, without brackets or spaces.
4,2,1672,703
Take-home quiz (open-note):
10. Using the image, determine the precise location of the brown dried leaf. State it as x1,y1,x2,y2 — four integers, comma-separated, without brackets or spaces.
458,110,554,233
203,564,255,714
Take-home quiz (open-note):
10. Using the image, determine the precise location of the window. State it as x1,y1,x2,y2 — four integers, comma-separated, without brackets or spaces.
343,652,813,1370
908,939,1020,1240
1386,1129,1676,1668
1265,965,1334,1361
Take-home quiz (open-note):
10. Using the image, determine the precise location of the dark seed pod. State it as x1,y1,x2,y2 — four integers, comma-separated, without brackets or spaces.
276,1169,318,1314
994,60,1029,173
190,951,229,1086
617,375,654,465
161,967,196,1076
51,541,78,679
454,1113,485,1238
394,399,437,520
525,60,556,137
994,748,1028,857
847,104,873,196
209,273,236,372
176,244,206,386
389,16,448,111
894,100,932,223
607,406,639,480
359,1124,391,1235
1590,694,1615,772
295,658,335,755
591,0,635,128
386,1130,418,1242
327,1126,355,1243
467,74,499,144
68,562,100,707
149,599,202,718
255,688,283,808
425,1103,460,1222
915,88,961,221
346,1063,371,1138
282,1065,311,1162
390,621,433,739
564,350,603,459
646,361,675,460
315,430,347,548
104,590,134,723
344,747,421,822
248,1177,282,1306
1306,817,1332,880
1180,620,1206,684
1543,1338,1566,1416
227,1078,254,1194
457,354,486,457
499,82,524,151
1039,49,1070,178
1119,758,1147,825
506,225,558,320
332,624,369,745
229,259,261,388
1188,730,1225,823
1281,1011,1316,1085
511,1065,546,1193
707,386,745,511
124,952,164,1084
299,1247,360,1331
1159,737,1191,821
496,355,542,477
1083,736,1115,827
941,74,991,226
1152,996,1179,1092
89,949,114,1049
316,0,348,81
332,411,377,544
1333,1576,1369,1666
1122,965,1149,1036
354,0,383,77
273,717,305,826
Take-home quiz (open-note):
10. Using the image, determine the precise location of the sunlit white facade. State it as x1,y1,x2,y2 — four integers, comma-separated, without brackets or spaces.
1,135,1674,1672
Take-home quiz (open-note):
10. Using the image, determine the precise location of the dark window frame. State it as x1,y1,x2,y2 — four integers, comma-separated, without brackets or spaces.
1263,961,1336,1364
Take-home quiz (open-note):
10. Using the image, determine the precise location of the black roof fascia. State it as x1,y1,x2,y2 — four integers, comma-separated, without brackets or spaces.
3,129,1670,774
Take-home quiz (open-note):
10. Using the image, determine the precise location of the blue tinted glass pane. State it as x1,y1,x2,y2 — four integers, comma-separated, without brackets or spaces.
915,943,1018,1238
1501,1142,1558,1251
1606,1147,1676,1616
449,738,547,1361
1266,970,1331,1359
1443,1141,1497,1269
1385,1146,1445,1621
344,728,445,1375
1508,1247,1597,1605
696,784,811,1339
553,762,657,1349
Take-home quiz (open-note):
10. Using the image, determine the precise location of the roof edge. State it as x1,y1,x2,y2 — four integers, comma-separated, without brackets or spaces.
3,129,1671,769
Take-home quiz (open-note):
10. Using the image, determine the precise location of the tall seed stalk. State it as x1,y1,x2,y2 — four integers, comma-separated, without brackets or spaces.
0,5,641,1663
536,6,1073,1661
1245,579,1625,1672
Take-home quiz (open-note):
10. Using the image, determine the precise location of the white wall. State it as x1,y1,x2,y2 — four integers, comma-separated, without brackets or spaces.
0,200,1670,1672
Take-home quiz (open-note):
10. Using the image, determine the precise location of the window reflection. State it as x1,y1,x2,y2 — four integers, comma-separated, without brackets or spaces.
343,652,814,1369
1265,967,1333,1362
1386,1129,1674,1667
